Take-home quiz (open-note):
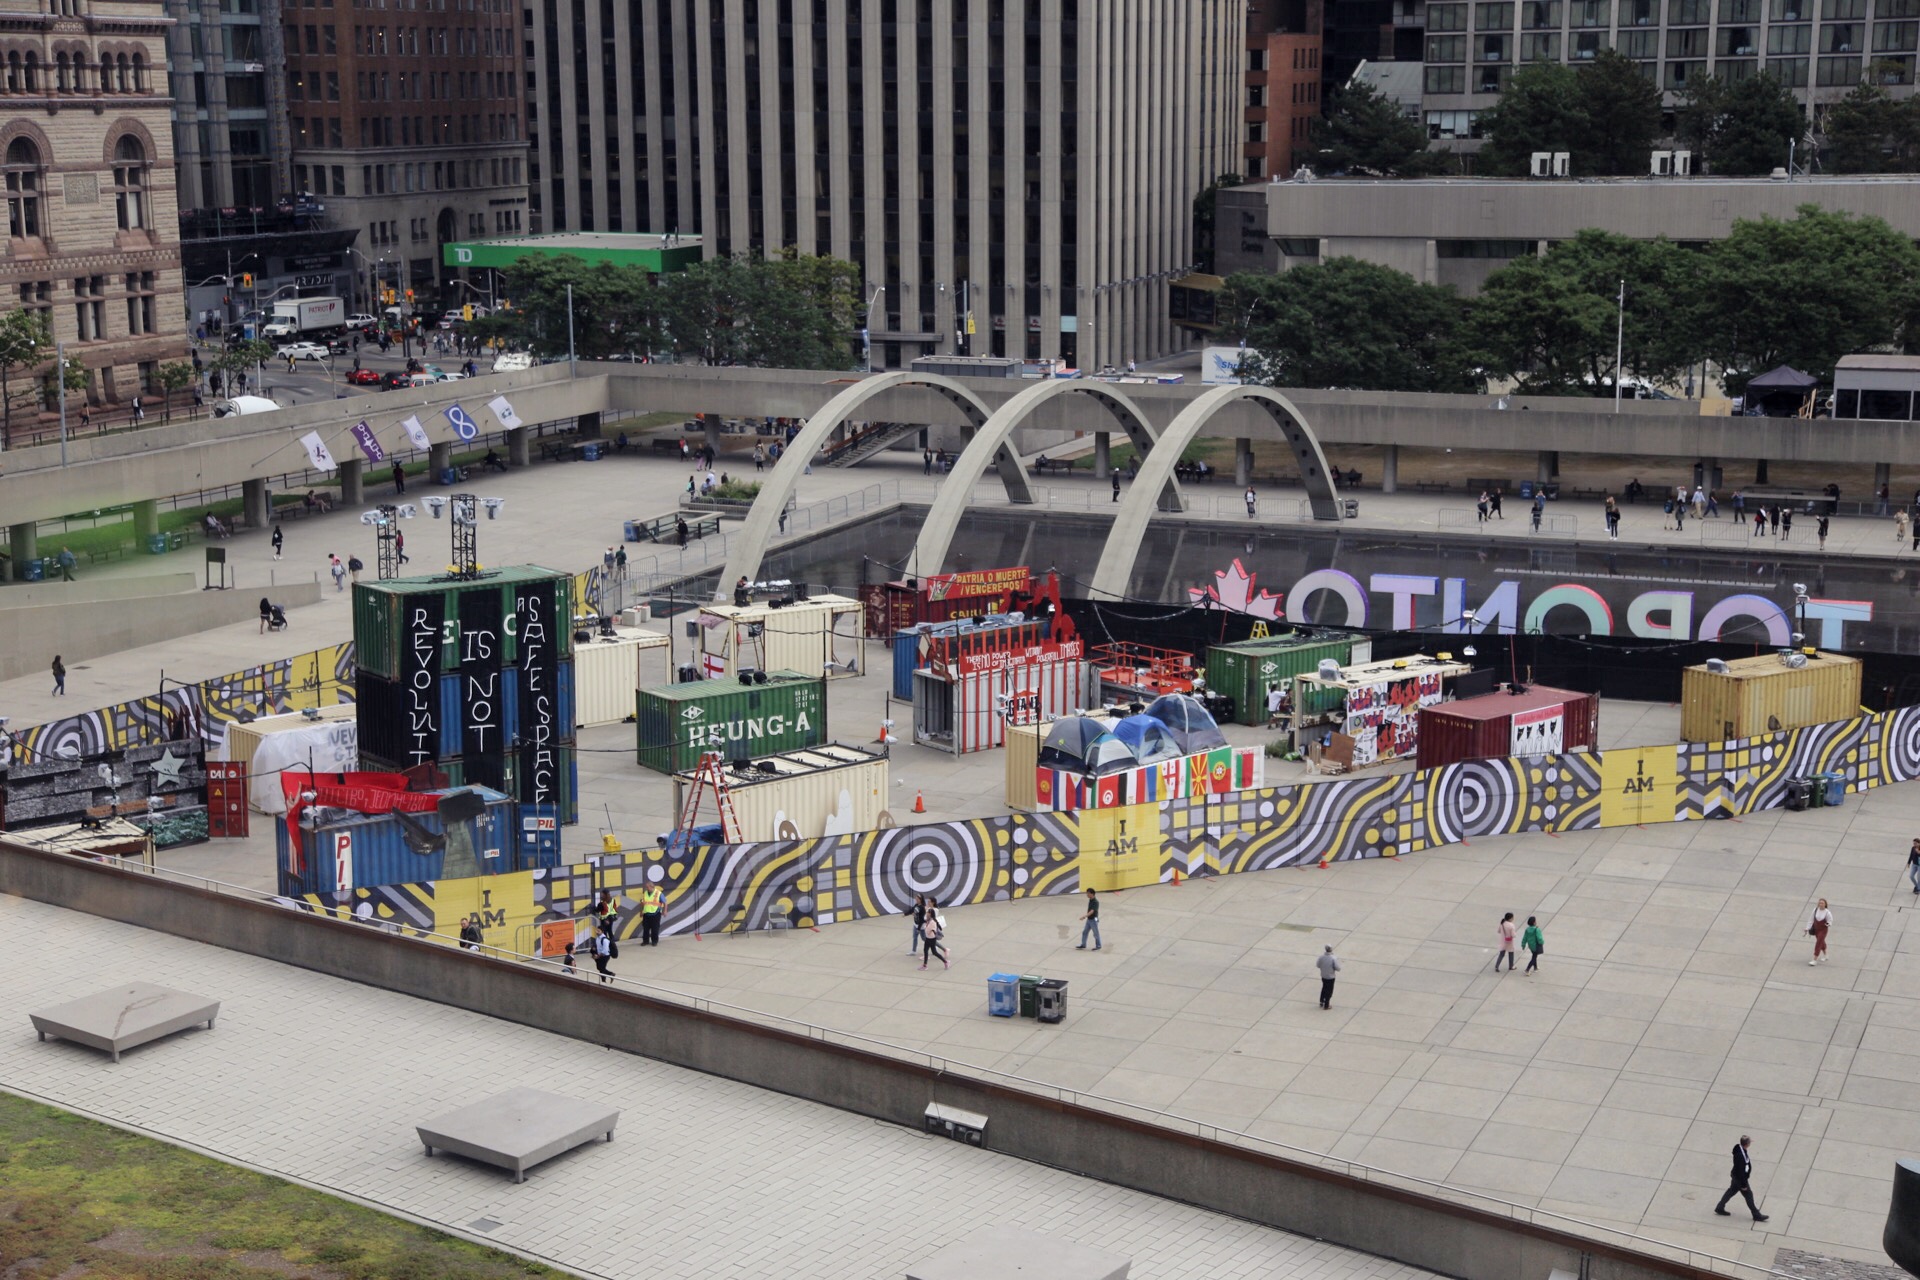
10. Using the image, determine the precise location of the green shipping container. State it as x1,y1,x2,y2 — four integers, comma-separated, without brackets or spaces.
1206,633,1362,726
353,566,573,679
635,672,828,774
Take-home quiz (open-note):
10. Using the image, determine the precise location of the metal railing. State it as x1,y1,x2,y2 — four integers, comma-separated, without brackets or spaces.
52,847,1794,1280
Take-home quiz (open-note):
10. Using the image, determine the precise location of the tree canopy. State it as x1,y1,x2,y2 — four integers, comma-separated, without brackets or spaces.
1311,80,1443,176
1216,258,1479,393
1474,52,1663,176
1676,73,1803,175
1820,80,1920,173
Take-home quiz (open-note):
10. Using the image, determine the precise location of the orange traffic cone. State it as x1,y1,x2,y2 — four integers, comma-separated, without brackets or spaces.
913,789,926,813
1172,867,1183,887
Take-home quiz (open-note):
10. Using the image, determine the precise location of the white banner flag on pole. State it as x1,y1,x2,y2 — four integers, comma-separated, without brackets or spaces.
299,430,337,472
488,395,522,429
400,414,431,450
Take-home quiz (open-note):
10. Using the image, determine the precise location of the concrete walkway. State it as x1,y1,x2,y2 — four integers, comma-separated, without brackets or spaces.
0,892,1438,1280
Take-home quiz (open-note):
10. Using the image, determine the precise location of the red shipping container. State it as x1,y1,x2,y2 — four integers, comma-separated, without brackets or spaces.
1416,685,1598,769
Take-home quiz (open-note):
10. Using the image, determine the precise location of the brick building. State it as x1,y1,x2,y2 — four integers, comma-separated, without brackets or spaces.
0,0,186,424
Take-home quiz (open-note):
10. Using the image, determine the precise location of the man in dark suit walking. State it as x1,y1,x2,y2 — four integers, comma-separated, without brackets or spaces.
1714,1135,1769,1222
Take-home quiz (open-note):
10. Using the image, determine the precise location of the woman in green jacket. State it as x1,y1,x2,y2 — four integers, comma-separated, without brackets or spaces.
1522,916,1545,974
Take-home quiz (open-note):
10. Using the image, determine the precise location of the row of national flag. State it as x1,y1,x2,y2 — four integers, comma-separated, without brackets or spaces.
295,396,522,473
1033,746,1261,812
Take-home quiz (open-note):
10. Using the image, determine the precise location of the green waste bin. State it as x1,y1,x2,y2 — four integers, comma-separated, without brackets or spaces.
146,533,169,555
1018,974,1042,1019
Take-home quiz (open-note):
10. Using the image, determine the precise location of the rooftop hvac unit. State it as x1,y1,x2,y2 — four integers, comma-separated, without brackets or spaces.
1674,149,1693,175
1530,151,1552,177
1651,150,1673,175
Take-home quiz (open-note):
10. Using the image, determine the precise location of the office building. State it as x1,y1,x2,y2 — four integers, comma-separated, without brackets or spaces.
1,0,187,412
524,0,1245,370
163,0,285,211
1246,0,1326,178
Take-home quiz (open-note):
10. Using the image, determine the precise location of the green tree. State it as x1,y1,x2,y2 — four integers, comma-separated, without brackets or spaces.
0,307,53,449
486,256,661,360
1474,63,1585,175
155,360,196,422
1216,258,1478,392
656,252,863,368
1677,73,1803,175
1467,231,1706,394
210,339,274,395
1191,171,1251,274
1819,80,1920,172
1697,204,1920,387
1577,50,1665,175
1311,80,1442,176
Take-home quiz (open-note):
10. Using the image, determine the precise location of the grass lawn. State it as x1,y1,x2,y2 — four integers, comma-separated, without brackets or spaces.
0,1091,556,1279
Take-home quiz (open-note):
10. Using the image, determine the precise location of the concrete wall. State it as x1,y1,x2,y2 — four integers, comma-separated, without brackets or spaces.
0,837,1743,1280
0,580,321,682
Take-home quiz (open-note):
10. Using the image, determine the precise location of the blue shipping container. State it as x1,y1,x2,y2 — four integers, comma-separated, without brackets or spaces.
276,785,516,898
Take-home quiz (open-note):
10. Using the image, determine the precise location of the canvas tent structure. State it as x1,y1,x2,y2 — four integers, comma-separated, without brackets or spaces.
1742,365,1820,418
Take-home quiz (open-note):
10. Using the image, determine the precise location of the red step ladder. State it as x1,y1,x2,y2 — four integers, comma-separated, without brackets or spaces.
675,751,740,844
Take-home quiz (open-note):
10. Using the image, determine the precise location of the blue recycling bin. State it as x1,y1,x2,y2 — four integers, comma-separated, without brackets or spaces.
987,973,1020,1018
146,534,169,555
581,441,603,461
20,557,44,581
1815,772,1846,807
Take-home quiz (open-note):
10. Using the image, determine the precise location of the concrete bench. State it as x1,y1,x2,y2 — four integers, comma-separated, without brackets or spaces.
907,1226,1131,1280
416,1086,619,1182
31,981,220,1062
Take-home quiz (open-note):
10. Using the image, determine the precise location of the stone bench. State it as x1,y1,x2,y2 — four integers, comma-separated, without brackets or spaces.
907,1226,1130,1280
31,981,220,1062
416,1086,619,1183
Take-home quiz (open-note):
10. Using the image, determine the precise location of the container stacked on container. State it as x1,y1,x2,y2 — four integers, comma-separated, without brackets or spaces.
1204,632,1371,726
275,783,526,898
1680,651,1862,741
635,671,828,774
1416,684,1599,769
352,567,580,843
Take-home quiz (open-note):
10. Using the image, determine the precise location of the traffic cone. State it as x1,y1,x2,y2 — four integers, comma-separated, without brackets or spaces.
1172,867,1183,886
913,789,926,814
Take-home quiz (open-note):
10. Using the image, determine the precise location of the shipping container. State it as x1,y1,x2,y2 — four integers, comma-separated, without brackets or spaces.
635,671,828,774
573,626,670,727
913,659,1098,756
1416,684,1599,769
352,566,572,680
672,743,888,842
220,703,359,813
276,785,517,897
694,594,865,680
1292,655,1474,768
1204,632,1369,726
1680,651,1863,743
860,566,1037,639
890,614,1053,700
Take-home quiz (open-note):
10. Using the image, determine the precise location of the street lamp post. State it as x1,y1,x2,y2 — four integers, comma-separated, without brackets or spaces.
862,284,885,373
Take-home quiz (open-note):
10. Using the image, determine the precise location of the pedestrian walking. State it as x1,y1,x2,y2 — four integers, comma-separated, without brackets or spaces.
1675,500,1685,532
615,545,627,579
1076,888,1102,950
1530,493,1544,532
591,930,615,983
602,546,616,576
1906,837,1919,895
391,460,405,494
1816,514,1829,550
908,893,927,955
57,545,76,581
1807,897,1832,964
752,443,765,471
1478,490,1491,523
50,654,65,696
1705,490,1719,518
1662,495,1675,529
1316,945,1341,1009
1245,486,1257,518
347,554,363,584
271,523,284,560
1753,507,1767,537
1607,507,1621,540
1897,510,1910,546
1732,489,1745,517
1266,683,1286,728
1522,915,1544,974
638,883,664,944
1714,1136,1769,1222
561,942,577,976
259,596,274,634
395,529,408,564
1494,911,1518,971
1878,483,1891,516
328,553,346,591
1111,470,1121,503
1490,488,1505,519
1770,505,1782,536
920,896,949,969
1692,485,1706,518
130,394,144,423
922,448,932,475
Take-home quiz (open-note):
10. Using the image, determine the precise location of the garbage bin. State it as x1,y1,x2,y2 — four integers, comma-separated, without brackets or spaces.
581,440,603,461
20,557,44,581
622,520,641,542
1037,979,1068,1024
1342,498,1359,519
987,973,1019,1018
146,533,169,555
1017,974,1042,1019
1783,778,1812,812
1815,772,1846,808
1806,774,1826,808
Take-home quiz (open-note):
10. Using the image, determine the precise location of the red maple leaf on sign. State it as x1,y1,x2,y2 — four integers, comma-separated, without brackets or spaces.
1188,559,1284,620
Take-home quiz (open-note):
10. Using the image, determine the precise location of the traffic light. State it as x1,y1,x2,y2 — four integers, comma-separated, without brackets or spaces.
240,272,254,288
405,289,414,302
461,304,473,322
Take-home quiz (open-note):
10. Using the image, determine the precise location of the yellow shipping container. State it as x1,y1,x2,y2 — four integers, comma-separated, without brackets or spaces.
1680,651,1862,742
674,743,889,842
695,594,866,680
572,625,671,727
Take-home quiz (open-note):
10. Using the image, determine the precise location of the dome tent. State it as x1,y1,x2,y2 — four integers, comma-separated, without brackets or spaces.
1109,714,1182,765
1144,693,1228,754
1038,716,1113,769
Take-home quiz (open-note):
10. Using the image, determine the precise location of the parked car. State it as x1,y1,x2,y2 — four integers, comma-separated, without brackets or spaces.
275,341,329,361
345,368,384,387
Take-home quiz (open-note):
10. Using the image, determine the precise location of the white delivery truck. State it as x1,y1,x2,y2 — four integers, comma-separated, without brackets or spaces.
262,296,346,340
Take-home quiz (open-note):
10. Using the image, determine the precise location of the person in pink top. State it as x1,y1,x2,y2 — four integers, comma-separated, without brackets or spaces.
1494,911,1518,972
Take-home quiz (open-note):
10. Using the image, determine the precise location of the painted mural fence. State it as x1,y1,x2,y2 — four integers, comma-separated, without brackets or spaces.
291,703,1919,954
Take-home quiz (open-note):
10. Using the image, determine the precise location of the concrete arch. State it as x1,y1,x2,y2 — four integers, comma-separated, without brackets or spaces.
907,378,1185,577
1088,384,1341,601
715,371,1032,599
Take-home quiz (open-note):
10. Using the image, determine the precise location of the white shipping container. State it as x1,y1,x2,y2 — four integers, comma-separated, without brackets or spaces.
695,595,866,680
913,659,1099,755
673,743,889,842
572,626,672,727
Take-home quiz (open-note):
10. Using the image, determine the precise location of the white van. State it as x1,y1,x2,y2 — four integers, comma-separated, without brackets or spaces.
211,395,282,418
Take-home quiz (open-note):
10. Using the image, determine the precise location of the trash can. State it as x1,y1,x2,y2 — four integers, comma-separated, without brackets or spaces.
987,973,1020,1018
439,467,460,485
622,520,641,542
20,557,44,581
581,441,603,461
146,533,169,555
1017,974,1042,1019
1037,979,1068,1024
1783,778,1812,812
1816,772,1846,808
1342,498,1359,519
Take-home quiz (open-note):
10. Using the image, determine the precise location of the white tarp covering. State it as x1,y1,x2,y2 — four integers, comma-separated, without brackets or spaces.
249,720,359,814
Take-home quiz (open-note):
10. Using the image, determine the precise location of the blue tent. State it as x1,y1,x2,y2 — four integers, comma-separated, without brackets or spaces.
1109,714,1182,765
1082,731,1140,775
1145,694,1228,754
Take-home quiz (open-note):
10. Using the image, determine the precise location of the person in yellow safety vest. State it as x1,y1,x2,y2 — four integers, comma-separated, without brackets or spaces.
639,884,665,946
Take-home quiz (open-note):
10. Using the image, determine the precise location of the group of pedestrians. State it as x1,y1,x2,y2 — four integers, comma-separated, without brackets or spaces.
907,894,950,969
1492,911,1547,974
